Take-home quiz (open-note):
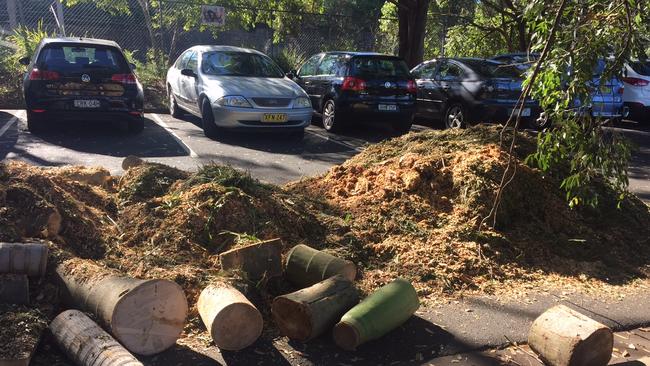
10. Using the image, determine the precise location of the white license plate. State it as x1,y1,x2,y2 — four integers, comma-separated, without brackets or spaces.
378,104,398,112
509,108,531,117
74,100,100,108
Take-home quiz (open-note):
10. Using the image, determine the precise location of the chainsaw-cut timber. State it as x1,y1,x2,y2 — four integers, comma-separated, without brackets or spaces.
122,155,143,170
55,259,188,356
50,310,143,366
0,242,49,277
528,304,613,366
197,282,263,351
0,274,29,305
284,244,356,287
272,275,359,342
219,238,282,280
333,278,419,350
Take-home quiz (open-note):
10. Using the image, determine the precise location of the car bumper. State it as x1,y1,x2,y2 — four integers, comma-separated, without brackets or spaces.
469,100,542,123
25,95,144,121
211,106,312,130
337,101,416,121
27,109,144,122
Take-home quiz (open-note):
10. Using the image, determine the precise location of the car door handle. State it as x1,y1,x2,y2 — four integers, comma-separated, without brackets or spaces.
442,84,450,90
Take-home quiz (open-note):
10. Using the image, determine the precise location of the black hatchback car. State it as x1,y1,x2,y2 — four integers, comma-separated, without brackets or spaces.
291,52,416,134
20,37,144,133
411,57,541,129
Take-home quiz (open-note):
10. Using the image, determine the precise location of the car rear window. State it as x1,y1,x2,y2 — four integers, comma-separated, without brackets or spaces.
37,44,130,73
350,57,411,79
464,59,522,79
630,61,650,76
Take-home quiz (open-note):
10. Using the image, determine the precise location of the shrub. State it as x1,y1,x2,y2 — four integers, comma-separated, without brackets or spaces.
271,46,307,73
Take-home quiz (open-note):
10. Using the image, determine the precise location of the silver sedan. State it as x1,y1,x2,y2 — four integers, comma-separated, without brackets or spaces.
166,45,312,138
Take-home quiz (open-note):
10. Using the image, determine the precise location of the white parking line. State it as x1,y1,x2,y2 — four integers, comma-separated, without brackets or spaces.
150,113,199,158
304,128,364,152
0,111,24,138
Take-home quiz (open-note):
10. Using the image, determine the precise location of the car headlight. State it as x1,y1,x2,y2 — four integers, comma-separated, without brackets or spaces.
293,96,311,109
216,96,252,108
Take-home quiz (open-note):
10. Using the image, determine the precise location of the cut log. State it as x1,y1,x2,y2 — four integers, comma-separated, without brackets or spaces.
272,275,359,342
528,304,613,366
122,156,144,170
50,309,143,366
333,278,419,351
197,282,263,351
0,242,49,277
219,238,282,280
0,274,29,305
55,259,188,356
284,244,356,287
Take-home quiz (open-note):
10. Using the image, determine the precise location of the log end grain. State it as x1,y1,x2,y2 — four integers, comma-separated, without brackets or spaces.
271,296,312,342
211,302,263,351
111,279,188,356
333,321,360,351
571,327,613,366
338,262,357,282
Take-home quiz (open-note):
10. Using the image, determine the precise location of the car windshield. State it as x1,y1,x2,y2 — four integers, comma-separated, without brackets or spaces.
37,44,129,73
463,60,522,79
201,51,284,78
350,57,411,78
630,61,650,76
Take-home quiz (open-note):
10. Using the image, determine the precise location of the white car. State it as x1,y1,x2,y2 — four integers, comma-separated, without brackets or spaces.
166,45,313,138
622,61,650,122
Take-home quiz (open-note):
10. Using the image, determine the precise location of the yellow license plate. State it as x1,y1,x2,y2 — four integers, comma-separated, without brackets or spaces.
261,113,288,123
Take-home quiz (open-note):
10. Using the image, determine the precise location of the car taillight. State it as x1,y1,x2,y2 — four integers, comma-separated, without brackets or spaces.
407,80,417,94
111,73,138,84
342,77,366,92
622,77,649,87
29,69,59,80
618,86,625,94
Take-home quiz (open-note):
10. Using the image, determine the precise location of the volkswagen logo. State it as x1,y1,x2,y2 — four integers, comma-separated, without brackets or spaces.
81,74,91,83
384,81,394,88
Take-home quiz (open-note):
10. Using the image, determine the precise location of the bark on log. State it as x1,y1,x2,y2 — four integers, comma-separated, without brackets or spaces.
49,310,143,366
284,244,356,287
55,259,188,356
272,275,359,342
333,278,419,351
0,274,29,305
0,242,49,277
197,282,263,351
219,238,282,280
528,304,613,366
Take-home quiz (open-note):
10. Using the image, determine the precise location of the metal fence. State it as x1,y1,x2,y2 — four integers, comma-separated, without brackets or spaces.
0,0,397,66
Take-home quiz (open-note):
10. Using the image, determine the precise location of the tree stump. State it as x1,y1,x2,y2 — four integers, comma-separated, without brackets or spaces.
49,309,143,366
0,242,49,277
333,278,419,350
197,282,263,351
528,304,613,366
219,238,282,280
55,259,188,356
284,244,356,287
0,274,29,305
272,275,359,342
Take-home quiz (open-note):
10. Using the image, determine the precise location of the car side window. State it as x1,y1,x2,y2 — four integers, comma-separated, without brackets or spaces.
178,51,193,70
413,62,438,79
186,52,198,73
316,54,346,76
174,51,188,68
437,62,464,81
298,54,322,77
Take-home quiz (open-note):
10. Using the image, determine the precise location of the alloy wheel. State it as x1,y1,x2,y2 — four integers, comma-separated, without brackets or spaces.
323,101,336,130
446,105,464,129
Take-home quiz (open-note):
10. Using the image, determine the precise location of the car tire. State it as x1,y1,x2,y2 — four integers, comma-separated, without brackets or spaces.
26,111,46,134
392,118,413,135
128,117,145,134
168,89,183,118
445,104,465,129
201,99,219,138
322,99,343,133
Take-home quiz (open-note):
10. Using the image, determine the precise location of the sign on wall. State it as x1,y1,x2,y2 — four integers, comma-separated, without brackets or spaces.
201,5,226,26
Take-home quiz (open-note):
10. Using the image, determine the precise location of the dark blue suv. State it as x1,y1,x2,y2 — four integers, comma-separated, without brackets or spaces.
291,52,416,134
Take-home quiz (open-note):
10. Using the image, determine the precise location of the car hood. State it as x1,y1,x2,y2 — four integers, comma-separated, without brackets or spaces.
202,76,307,98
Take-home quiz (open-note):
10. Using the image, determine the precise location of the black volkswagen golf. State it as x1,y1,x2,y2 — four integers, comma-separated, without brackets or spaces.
291,52,416,134
20,37,144,133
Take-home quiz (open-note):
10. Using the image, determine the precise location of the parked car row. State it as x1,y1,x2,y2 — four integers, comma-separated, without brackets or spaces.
20,37,646,138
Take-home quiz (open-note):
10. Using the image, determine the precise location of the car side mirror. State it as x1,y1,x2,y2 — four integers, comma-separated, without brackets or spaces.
129,63,137,70
181,68,196,77
286,70,297,79
18,57,30,66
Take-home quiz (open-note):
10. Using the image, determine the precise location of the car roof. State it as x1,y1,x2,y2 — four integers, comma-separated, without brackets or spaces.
492,52,540,59
187,45,266,55
420,57,501,64
41,37,121,48
324,51,399,58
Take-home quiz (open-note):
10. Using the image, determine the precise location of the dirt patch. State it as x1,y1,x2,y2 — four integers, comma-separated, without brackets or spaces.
0,304,48,361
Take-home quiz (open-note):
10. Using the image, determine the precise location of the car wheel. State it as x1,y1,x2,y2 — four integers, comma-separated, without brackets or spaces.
322,100,342,132
26,111,46,134
128,117,144,134
201,99,219,138
168,89,183,118
445,104,465,129
392,118,413,135
528,111,551,130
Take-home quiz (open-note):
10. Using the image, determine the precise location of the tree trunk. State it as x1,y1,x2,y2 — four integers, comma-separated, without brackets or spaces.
55,259,188,356
49,310,143,366
0,242,49,277
272,275,359,342
197,282,263,351
333,278,419,351
284,244,356,288
528,305,613,366
219,238,282,280
397,0,430,68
